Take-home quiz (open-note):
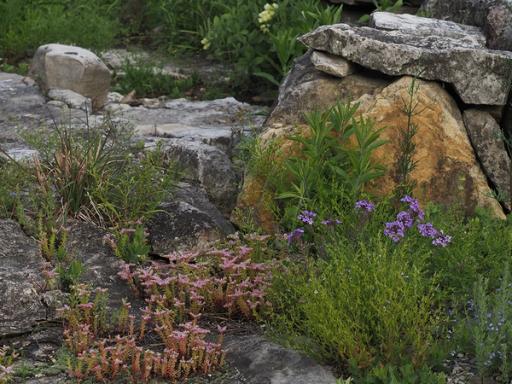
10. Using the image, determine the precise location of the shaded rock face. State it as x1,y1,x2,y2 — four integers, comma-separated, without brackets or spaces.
29,44,111,110
0,220,47,337
224,334,337,384
147,182,235,255
65,221,139,309
422,0,512,51
463,109,511,210
356,77,504,217
299,12,512,105
267,51,389,127
158,139,240,216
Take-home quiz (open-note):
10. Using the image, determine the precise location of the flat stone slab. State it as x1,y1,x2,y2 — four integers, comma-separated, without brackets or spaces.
0,220,47,337
299,12,512,105
224,334,337,384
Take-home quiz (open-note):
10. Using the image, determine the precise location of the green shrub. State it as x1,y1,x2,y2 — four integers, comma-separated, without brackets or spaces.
0,0,120,61
202,0,342,86
269,231,442,372
454,266,512,383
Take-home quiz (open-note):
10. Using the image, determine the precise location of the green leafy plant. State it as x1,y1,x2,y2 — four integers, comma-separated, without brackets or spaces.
104,225,151,264
359,0,404,23
39,226,83,290
113,60,201,99
0,346,18,384
454,266,512,383
273,102,387,228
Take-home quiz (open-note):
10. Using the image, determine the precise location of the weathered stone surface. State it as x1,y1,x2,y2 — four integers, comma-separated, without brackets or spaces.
299,12,512,105
370,11,486,45
47,88,92,110
224,334,337,384
0,220,47,337
0,72,49,144
267,51,389,126
356,77,505,217
147,182,235,255
65,221,139,308
29,44,111,110
463,109,511,209
486,3,512,51
422,0,512,51
310,50,356,78
156,139,239,215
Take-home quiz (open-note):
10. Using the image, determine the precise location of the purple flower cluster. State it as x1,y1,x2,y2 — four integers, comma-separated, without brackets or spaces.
384,221,406,243
298,210,316,225
355,200,375,213
384,196,451,247
287,228,304,245
321,219,342,226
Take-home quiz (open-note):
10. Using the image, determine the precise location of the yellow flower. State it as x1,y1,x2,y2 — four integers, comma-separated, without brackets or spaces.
201,37,211,50
258,3,279,32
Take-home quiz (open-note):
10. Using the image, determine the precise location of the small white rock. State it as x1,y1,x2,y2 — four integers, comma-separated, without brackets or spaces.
311,50,356,78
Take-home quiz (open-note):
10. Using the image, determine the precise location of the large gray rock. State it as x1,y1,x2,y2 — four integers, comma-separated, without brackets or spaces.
463,109,511,208
299,12,512,105
267,51,389,127
158,139,239,215
147,182,235,255
224,334,337,384
29,44,111,110
422,0,512,51
0,220,47,337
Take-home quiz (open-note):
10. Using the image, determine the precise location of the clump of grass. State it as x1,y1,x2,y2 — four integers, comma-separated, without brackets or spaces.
113,61,201,99
2,115,177,232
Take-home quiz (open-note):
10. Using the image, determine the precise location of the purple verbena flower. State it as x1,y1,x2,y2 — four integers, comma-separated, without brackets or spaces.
355,200,375,213
417,223,438,238
298,210,317,225
287,228,304,245
384,220,406,243
396,211,414,229
432,231,452,247
321,219,342,226
400,195,416,204
400,195,424,221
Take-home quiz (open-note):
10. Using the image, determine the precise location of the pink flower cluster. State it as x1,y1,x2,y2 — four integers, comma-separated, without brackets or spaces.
60,285,225,383
118,245,273,320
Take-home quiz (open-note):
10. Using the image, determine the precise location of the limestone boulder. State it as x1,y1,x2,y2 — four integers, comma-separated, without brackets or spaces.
236,77,506,230
422,0,512,51
29,44,111,110
224,334,337,384
356,77,504,217
147,182,235,254
299,12,512,105
267,51,389,127
463,109,511,209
